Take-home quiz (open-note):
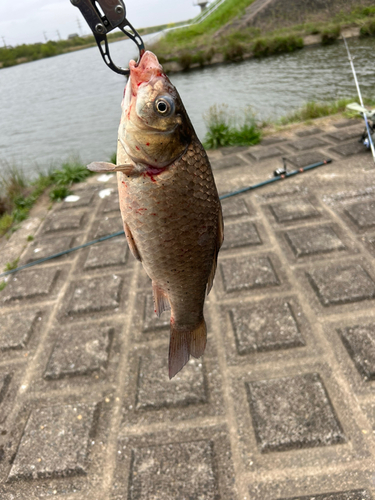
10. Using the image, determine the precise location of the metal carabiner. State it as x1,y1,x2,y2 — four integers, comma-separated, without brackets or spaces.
71,0,145,75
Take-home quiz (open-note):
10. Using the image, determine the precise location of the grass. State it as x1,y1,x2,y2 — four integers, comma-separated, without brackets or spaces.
0,281,6,291
0,156,99,238
4,258,19,272
278,96,375,126
203,104,262,149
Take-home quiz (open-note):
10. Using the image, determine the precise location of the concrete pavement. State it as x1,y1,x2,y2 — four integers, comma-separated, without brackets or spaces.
1,117,375,499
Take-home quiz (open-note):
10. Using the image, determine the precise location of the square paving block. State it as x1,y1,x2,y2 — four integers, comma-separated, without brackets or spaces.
325,127,362,142
229,299,305,355
222,221,262,250
288,137,328,151
136,348,207,410
285,151,330,168
295,127,322,137
338,324,375,381
284,225,345,257
8,403,97,480
211,155,248,170
261,137,287,146
142,293,170,332
60,189,96,209
94,217,124,239
220,145,250,156
345,200,375,230
67,275,122,314
1,268,59,303
220,255,280,293
269,198,319,223
246,146,283,161
333,119,361,128
84,237,127,270
330,141,366,157
44,324,114,379
221,198,251,218
247,373,345,452
0,310,40,350
102,194,120,213
22,235,75,263
278,490,373,500
128,440,217,500
306,264,375,307
43,211,85,233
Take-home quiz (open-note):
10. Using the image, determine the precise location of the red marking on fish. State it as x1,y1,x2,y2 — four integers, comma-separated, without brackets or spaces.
135,146,140,151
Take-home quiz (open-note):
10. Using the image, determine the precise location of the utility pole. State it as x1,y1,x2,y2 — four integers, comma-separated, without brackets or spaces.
56,30,61,41
43,31,48,42
1,36,6,48
76,17,83,36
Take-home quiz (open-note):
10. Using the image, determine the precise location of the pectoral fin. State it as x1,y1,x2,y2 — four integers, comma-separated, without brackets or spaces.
87,162,136,175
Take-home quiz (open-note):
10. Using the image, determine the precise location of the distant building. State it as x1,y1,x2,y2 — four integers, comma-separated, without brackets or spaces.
68,33,79,39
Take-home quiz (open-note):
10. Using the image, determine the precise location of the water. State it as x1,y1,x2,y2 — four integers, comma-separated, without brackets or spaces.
0,37,374,178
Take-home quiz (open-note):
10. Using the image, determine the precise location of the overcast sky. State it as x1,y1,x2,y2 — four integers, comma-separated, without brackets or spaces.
0,0,199,46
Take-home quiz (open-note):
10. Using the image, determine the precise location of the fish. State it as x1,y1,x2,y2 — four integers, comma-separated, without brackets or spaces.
88,51,223,378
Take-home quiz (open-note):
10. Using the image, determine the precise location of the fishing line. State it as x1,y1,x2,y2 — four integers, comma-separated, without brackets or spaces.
0,159,331,279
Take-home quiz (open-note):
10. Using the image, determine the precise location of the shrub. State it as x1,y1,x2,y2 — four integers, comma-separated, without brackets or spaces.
51,158,91,186
252,35,303,57
203,104,261,149
321,25,341,45
178,52,193,71
360,19,375,37
0,213,13,236
223,40,245,61
49,186,72,202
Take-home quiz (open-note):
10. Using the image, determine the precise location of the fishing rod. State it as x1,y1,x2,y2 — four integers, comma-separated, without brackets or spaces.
0,158,331,279
342,36,375,163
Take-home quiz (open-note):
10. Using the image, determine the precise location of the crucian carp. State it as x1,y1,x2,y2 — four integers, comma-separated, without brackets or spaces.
88,51,223,378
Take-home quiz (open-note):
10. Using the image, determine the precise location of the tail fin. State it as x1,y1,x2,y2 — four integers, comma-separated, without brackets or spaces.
169,319,207,379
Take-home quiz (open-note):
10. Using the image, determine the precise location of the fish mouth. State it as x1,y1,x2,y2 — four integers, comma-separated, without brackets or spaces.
129,51,164,93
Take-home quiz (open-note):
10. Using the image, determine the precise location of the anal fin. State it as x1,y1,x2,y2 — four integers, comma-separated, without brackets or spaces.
123,222,141,261
207,208,224,295
152,282,171,317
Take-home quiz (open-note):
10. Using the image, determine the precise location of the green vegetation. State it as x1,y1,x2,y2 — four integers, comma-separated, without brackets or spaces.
0,156,98,238
320,25,341,45
0,282,6,292
49,186,72,202
203,104,262,149
26,235,34,242
277,96,375,126
4,258,19,272
252,35,303,57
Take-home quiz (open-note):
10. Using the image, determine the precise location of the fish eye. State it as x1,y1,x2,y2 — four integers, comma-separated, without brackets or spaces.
154,96,174,116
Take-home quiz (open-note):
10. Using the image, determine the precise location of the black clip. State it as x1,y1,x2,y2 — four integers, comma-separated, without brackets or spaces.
71,0,145,75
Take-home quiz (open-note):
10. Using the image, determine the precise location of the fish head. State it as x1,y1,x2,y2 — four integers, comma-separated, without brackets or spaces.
120,51,193,168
